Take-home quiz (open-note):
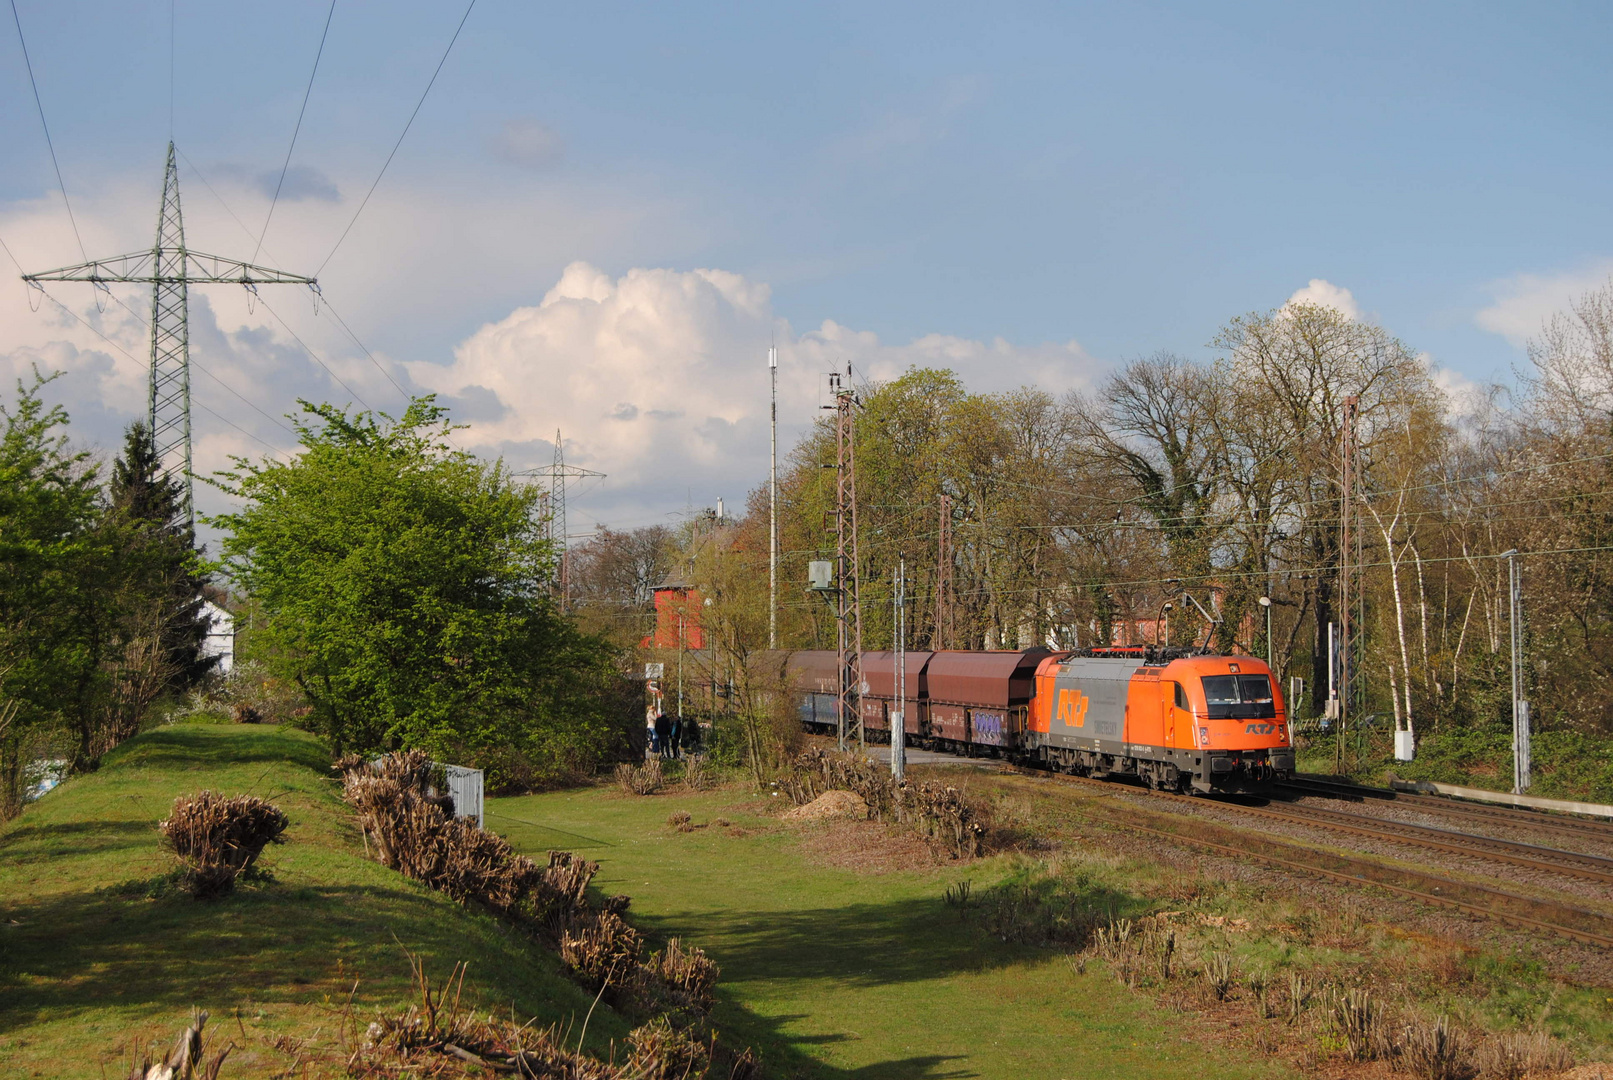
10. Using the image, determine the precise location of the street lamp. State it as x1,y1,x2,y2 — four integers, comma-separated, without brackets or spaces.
1258,596,1273,666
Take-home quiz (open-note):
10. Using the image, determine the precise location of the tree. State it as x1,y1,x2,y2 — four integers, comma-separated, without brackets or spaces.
0,373,101,815
1215,302,1435,713
107,423,215,684
567,525,675,649
50,421,223,767
214,398,631,782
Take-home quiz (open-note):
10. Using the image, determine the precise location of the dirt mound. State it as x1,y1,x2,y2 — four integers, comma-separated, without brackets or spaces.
1561,1067,1613,1080
795,818,940,873
783,789,868,821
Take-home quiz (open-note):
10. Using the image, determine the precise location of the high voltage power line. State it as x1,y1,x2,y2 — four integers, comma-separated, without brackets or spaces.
9,0,85,264
21,143,319,521
316,0,477,277
7,3,482,515
254,0,338,266
173,149,412,410
0,234,293,459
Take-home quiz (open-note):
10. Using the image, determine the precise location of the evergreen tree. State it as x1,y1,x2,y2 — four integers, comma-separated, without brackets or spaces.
108,422,217,693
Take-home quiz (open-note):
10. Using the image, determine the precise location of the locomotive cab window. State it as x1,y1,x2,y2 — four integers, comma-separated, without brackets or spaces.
1173,682,1190,710
1200,674,1277,719
1238,675,1273,704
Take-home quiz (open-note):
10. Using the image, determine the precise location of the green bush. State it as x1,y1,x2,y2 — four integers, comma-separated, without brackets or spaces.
213,399,635,790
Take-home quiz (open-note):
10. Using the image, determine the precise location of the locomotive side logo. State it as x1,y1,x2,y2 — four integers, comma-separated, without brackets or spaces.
1245,723,1276,734
1056,689,1090,728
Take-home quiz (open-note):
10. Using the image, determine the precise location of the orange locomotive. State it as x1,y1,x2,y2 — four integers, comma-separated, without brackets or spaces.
788,647,1295,793
1027,650,1294,792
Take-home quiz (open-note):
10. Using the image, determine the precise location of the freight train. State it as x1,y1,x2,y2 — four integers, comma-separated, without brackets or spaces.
786,647,1294,793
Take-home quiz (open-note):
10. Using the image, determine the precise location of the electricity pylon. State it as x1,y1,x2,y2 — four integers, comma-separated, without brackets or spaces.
22,142,317,522
517,429,604,612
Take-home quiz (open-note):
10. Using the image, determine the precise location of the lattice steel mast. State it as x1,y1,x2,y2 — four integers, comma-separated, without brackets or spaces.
829,368,863,751
517,429,604,612
22,142,317,521
553,429,568,606
1335,395,1362,773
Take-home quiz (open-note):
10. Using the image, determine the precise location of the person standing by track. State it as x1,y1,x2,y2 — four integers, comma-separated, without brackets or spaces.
654,711,672,759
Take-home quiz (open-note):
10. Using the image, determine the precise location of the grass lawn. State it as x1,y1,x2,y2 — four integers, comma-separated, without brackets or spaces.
492,782,1297,1080
0,723,628,1079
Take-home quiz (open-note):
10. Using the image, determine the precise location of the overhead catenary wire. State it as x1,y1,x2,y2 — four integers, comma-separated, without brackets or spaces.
9,0,87,264
316,0,476,277
253,0,338,265
775,542,1613,615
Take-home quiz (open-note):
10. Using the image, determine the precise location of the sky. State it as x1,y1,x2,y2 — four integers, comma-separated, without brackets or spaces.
5,1,1613,537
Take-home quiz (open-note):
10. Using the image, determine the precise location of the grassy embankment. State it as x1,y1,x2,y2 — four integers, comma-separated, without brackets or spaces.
21,721,1591,1078
493,781,1296,1080
0,722,626,1078
496,769,1613,1078
2,721,1294,1080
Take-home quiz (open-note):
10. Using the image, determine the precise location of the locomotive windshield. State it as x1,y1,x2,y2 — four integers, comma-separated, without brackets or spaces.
1200,674,1277,719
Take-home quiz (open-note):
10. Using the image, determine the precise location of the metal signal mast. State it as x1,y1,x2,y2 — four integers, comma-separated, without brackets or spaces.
22,142,317,521
828,368,863,751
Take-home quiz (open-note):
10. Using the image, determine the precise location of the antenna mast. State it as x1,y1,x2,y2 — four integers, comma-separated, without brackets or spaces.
769,345,778,649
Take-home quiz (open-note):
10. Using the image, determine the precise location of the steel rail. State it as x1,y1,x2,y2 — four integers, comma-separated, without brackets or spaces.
1246,799,1613,886
1282,778,1613,843
1003,766,1613,948
1119,819,1613,950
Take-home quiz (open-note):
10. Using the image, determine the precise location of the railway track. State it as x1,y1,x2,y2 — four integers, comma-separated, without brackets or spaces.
1006,765,1613,949
1243,797,1613,886
1281,777,1613,846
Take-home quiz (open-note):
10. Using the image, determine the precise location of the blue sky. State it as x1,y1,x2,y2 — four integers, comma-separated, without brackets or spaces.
4,1,1612,528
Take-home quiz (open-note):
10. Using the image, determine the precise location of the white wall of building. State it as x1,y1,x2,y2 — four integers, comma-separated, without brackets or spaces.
201,599,235,675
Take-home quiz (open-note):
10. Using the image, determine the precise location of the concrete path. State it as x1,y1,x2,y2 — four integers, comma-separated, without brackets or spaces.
848,743,999,769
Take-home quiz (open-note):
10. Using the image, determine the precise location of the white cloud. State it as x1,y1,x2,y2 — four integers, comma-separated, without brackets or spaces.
1,159,1102,534
1475,262,1613,348
1418,351,1494,432
415,261,1104,527
1284,278,1361,320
